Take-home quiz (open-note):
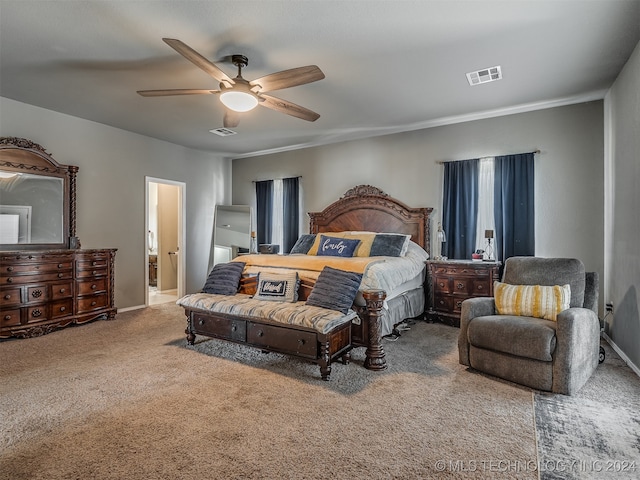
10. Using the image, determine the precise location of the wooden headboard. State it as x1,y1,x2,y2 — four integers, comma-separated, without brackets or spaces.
309,185,433,256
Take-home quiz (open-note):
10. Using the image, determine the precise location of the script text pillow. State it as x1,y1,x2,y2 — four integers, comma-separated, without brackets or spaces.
306,266,363,314
253,271,300,302
202,262,245,295
315,235,361,258
494,281,571,321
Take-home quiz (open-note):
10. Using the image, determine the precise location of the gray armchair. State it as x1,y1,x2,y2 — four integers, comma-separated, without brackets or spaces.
458,257,600,395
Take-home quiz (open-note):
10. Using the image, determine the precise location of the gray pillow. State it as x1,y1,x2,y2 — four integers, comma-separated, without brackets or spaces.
369,233,410,257
289,234,316,254
202,262,245,295
306,266,362,314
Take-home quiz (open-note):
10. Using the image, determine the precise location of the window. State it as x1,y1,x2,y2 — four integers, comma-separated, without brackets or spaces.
442,152,535,262
255,177,302,253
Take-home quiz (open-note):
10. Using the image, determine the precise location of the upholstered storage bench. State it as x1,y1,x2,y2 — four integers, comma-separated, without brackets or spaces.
177,289,355,380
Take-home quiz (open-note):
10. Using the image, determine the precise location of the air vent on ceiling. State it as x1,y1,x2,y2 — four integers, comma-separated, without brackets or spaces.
466,66,502,86
209,128,237,137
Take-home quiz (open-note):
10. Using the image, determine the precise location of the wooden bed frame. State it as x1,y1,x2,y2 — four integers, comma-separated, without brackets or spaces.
183,185,432,378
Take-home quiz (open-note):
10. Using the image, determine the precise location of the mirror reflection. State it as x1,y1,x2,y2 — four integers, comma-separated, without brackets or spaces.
0,171,64,244
211,205,252,267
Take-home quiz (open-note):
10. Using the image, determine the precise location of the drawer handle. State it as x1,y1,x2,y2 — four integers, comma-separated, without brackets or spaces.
477,285,484,290
92,261,97,266
59,306,66,312
32,289,43,298
91,301,97,306
6,278,12,284
439,300,445,306
231,325,237,332
456,301,463,308
438,282,445,288
198,319,205,326
298,339,306,346
32,309,42,318
91,284,97,290
7,266,13,272
92,270,97,275
58,263,63,268
28,255,33,260
257,330,264,337
4,315,11,321
58,273,64,278
59,288,66,294
456,282,464,290
4,294,10,300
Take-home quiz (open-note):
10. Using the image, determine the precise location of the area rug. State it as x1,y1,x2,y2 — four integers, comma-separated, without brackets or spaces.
534,344,640,480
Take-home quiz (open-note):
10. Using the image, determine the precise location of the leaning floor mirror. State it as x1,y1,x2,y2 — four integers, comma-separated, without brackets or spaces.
210,205,252,270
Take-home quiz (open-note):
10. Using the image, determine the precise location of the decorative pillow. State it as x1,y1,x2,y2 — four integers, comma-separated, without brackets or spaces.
289,234,316,254
253,271,300,302
494,281,571,321
306,266,363,314
202,262,245,295
315,235,361,257
307,232,373,256
369,233,411,257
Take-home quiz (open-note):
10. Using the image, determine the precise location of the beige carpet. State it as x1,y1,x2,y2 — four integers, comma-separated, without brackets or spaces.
0,302,626,479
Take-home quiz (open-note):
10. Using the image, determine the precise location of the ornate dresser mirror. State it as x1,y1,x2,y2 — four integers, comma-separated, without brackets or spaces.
0,137,116,339
0,137,79,250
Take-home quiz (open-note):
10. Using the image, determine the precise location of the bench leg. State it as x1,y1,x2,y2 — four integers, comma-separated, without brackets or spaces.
319,339,331,380
341,351,351,365
185,316,196,345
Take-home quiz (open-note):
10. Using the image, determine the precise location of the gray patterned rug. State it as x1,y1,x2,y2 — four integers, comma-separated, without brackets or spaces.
534,343,640,480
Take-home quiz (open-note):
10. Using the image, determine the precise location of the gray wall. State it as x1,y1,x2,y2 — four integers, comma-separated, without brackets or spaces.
605,40,640,370
232,101,605,289
1,97,231,309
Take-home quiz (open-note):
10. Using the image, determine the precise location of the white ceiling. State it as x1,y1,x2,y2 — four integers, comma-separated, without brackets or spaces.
1,1,639,159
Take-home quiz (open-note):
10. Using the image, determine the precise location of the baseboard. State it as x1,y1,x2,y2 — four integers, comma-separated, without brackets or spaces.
117,304,146,313
602,332,640,378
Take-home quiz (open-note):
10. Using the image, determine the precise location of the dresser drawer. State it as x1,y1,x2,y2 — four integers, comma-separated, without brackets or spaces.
77,293,109,313
2,261,73,274
77,277,107,295
1,287,22,306
76,267,108,278
51,282,73,299
26,285,50,303
26,304,49,323
1,308,22,328
192,313,246,342
1,271,72,285
51,299,73,318
247,322,317,358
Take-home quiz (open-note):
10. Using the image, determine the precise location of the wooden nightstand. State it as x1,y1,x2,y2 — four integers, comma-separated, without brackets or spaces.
426,260,500,327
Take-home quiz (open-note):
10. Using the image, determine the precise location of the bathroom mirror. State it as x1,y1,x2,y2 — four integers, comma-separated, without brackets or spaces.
0,137,78,250
210,205,252,268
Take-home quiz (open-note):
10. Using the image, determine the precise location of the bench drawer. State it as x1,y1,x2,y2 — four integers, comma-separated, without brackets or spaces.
247,322,317,359
192,313,246,342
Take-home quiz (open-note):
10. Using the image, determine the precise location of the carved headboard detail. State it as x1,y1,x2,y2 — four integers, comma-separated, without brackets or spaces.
309,185,433,256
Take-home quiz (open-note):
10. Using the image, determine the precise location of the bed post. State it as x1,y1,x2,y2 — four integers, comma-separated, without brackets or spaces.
362,290,387,371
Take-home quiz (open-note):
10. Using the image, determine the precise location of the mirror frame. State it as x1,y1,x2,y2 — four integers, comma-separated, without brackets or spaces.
0,137,79,250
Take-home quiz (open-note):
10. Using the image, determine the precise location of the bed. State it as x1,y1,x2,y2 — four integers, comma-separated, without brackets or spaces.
178,185,432,378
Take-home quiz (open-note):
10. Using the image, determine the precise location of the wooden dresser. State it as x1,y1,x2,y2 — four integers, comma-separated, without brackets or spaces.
426,260,500,327
1,249,116,338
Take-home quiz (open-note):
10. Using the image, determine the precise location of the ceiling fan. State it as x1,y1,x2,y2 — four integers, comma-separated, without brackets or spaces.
137,38,325,128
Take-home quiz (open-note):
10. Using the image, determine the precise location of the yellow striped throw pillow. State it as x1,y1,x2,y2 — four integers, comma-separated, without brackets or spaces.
494,282,571,321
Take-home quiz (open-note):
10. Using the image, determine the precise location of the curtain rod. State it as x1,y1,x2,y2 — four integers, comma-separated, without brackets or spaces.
252,176,302,183
436,150,540,165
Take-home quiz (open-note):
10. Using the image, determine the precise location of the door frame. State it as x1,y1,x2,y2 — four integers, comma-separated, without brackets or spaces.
145,176,186,306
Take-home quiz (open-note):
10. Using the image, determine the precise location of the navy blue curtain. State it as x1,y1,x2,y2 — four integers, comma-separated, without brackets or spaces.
442,159,479,259
255,180,273,245
282,177,300,253
494,153,535,261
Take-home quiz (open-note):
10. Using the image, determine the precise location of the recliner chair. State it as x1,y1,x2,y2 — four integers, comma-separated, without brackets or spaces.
458,257,600,395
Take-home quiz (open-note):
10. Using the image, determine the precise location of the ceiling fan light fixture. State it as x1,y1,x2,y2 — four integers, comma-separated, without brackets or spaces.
219,90,259,112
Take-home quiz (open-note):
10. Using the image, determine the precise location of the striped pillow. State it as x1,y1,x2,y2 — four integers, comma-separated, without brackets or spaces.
494,282,571,321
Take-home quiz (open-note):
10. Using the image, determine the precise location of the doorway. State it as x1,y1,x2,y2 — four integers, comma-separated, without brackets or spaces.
146,177,186,306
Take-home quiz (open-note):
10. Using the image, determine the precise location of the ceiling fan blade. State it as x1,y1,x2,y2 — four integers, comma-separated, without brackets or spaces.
162,38,234,86
137,89,219,97
223,109,241,128
259,94,320,122
250,65,325,93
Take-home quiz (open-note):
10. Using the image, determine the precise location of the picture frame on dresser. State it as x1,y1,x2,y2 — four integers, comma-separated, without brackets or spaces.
426,259,500,327
0,137,117,339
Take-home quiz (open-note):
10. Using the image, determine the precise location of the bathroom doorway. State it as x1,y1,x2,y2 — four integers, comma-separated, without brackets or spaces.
146,177,185,306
